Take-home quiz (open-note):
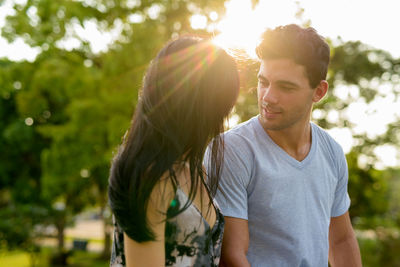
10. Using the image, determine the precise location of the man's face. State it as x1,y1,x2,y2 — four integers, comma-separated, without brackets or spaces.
257,58,317,132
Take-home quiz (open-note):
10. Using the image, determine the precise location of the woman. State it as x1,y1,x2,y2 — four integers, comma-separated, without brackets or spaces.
108,36,239,266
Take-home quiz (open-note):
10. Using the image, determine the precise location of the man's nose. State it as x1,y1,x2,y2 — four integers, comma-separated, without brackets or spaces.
262,87,278,104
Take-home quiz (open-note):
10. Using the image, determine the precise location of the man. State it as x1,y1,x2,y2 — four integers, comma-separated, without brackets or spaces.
210,25,362,266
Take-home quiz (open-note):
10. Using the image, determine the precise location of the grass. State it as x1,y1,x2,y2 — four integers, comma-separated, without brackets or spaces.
0,248,50,267
0,250,31,266
67,250,108,267
0,247,108,267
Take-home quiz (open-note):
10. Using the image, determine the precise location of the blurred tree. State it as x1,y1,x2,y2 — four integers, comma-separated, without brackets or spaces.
320,41,400,228
2,0,400,263
0,59,50,267
345,151,390,228
1,0,230,259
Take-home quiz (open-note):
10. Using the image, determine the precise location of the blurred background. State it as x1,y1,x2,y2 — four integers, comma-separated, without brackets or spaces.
0,0,399,266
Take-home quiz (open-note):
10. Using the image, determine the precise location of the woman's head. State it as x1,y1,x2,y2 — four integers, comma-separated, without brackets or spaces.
139,36,239,156
108,36,239,242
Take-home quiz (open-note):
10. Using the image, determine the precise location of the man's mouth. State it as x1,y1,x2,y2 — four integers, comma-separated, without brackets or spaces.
262,103,281,114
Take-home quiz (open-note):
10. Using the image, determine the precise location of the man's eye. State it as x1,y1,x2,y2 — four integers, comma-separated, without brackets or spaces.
280,86,294,91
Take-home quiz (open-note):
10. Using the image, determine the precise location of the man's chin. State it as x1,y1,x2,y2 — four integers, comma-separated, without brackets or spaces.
258,116,282,131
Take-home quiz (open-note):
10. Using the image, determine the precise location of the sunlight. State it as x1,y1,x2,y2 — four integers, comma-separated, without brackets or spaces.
190,14,208,30
213,0,297,57
374,145,399,170
212,0,260,57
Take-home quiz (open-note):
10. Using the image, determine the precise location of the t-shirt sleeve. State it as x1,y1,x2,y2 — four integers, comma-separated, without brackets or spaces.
205,134,252,220
331,146,351,217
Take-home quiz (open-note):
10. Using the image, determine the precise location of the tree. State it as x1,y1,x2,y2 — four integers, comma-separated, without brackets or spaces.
0,59,50,266
2,0,230,260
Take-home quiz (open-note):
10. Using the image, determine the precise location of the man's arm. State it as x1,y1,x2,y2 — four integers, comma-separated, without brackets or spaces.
219,217,251,267
328,211,362,267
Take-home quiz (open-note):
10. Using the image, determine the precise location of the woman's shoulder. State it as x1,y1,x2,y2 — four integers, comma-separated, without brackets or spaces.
148,163,193,220
147,171,178,224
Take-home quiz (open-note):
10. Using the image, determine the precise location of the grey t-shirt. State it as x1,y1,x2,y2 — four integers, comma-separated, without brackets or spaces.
207,116,350,267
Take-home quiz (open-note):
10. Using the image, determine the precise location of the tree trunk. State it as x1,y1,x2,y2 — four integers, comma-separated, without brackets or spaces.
56,216,65,251
50,214,69,266
102,221,112,258
101,205,112,259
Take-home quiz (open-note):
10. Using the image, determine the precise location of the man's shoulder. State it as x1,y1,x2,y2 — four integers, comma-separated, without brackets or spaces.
222,116,259,153
224,116,257,140
312,122,344,156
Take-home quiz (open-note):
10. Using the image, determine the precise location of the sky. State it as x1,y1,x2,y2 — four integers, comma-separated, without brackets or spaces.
211,0,400,58
0,0,399,168
298,0,400,58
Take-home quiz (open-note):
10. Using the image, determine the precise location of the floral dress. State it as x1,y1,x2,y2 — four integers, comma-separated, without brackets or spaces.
110,188,225,267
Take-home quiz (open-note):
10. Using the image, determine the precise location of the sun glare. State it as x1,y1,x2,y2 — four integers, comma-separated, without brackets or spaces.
213,0,298,57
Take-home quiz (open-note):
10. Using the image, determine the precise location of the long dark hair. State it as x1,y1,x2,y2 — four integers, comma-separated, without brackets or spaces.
108,36,239,242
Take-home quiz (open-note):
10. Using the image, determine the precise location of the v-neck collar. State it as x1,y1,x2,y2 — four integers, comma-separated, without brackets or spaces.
253,116,316,169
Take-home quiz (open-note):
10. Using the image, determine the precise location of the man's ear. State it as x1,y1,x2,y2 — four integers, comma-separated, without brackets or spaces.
312,80,328,103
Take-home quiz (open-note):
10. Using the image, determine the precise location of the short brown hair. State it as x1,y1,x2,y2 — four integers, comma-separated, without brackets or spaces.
256,24,330,88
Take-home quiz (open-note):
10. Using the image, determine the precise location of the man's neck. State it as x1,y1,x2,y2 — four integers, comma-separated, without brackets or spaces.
266,121,312,162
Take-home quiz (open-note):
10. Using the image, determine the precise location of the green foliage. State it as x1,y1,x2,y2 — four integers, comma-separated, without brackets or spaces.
346,151,391,227
1,0,230,254
329,41,388,86
358,230,400,267
0,59,51,254
358,237,381,267
0,203,48,250
322,40,400,229
1,0,399,261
